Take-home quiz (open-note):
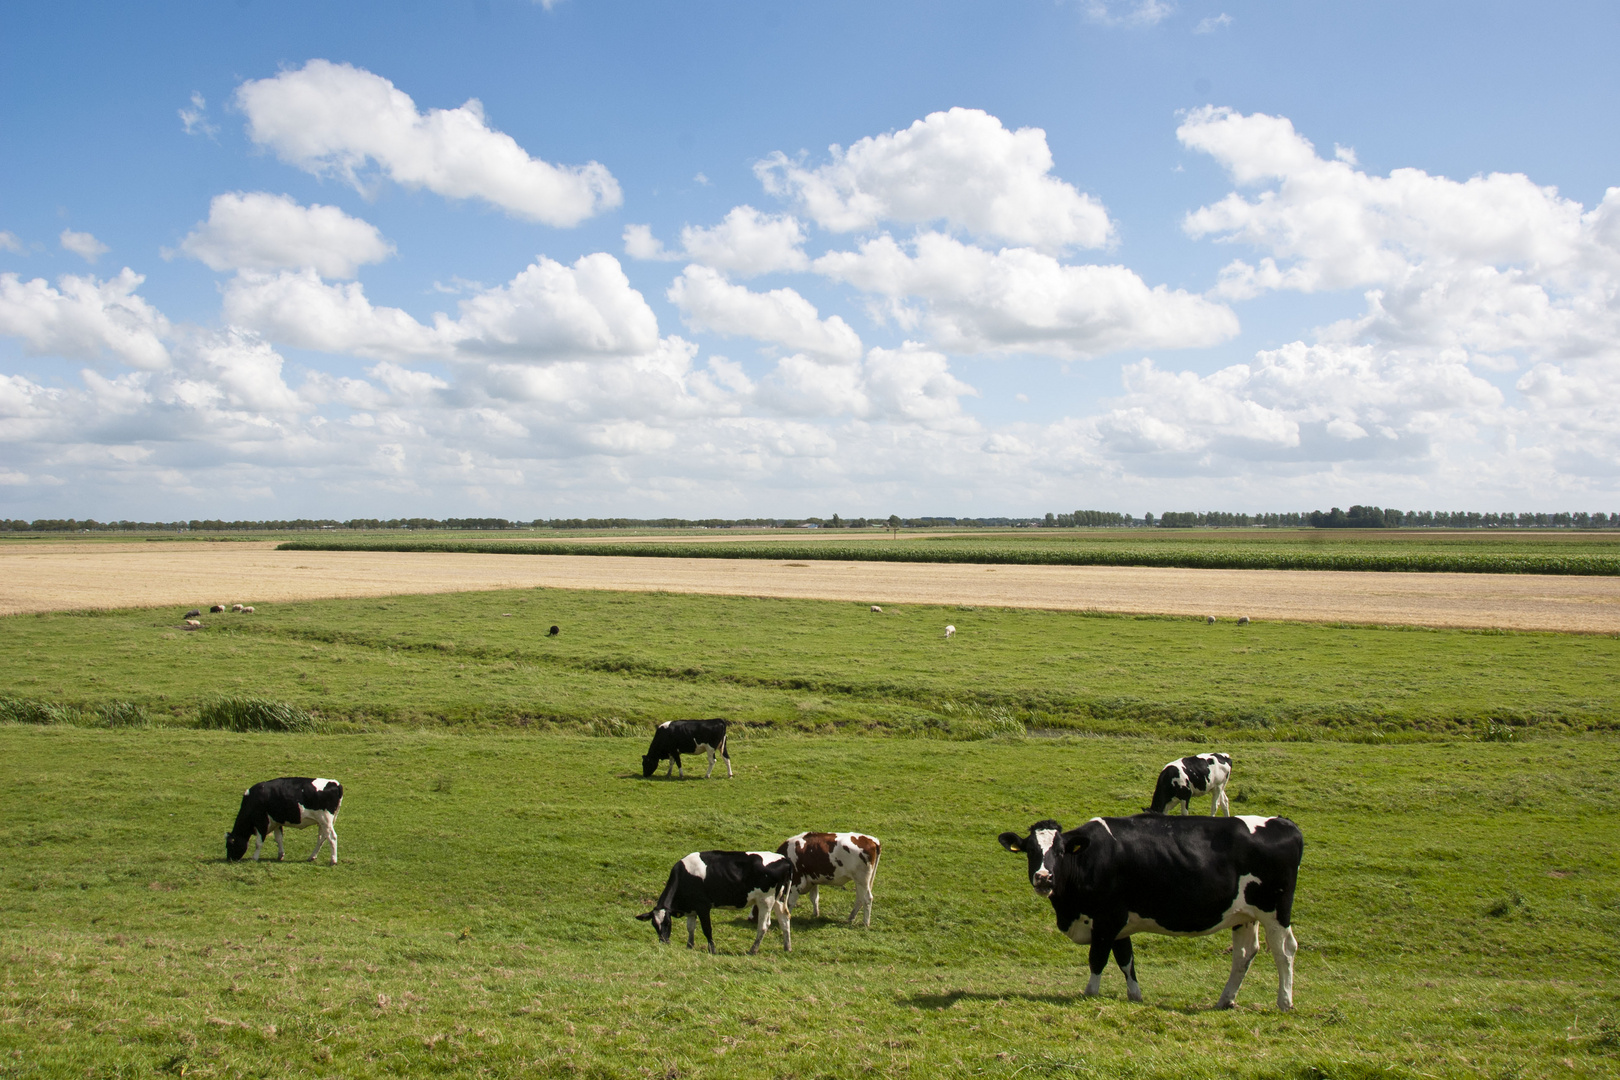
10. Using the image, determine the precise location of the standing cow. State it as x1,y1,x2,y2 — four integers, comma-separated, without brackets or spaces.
776,832,881,927
1146,752,1232,815
636,850,792,954
641,718,732,779
225,777,343,864
998,814,1302,1009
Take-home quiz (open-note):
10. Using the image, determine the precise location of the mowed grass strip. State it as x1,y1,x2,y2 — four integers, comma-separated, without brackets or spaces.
2,588,1619,736
277,527,1620,575
1,728,1617,1079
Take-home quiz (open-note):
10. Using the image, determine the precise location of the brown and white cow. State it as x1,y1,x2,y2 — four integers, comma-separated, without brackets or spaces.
776,832,881,927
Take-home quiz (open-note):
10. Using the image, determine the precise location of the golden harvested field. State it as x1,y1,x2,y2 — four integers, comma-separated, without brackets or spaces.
3,540,1620,631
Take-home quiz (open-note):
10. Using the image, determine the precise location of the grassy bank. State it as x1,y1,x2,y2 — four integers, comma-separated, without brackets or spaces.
2,727,1616,1079
277,528,1620,575
2,588,1618,738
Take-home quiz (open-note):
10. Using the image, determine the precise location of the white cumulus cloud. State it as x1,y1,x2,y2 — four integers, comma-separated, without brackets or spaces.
234,60,621,226
0,269,170,369
60,230,109,264
179,192,394,278
625,206,809,277
756,108,1112,252
668,265,863,363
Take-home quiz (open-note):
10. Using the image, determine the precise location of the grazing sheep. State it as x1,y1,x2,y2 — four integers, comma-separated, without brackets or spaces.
944,625,956,639
548,625,560,637
1237,616,1250,625
1206,616,1216,625
185,609,201,618
184,619,202,629
870,605,883,613
210,605,226,613
242,606,255,614
232,604,244,613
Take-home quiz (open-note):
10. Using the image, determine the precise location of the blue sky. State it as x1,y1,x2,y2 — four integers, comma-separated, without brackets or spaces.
3,0,1618,519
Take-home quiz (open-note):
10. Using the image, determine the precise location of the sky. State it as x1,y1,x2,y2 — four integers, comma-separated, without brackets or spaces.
2,0,1619,521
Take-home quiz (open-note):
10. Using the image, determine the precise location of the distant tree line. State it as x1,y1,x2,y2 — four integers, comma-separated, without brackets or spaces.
3,506,1616,533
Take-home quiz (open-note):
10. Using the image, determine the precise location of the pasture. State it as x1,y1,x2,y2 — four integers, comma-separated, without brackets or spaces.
3,588,1620,736
2,728,1617,1079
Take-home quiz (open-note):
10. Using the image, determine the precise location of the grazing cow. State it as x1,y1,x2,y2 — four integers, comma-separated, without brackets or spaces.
998,814,1302,1009
225,777,343,864
641,718,732,779
1147,752,1233,816
637,850,792,954
944,625,956,639
776,832,881,927
548,625,560,637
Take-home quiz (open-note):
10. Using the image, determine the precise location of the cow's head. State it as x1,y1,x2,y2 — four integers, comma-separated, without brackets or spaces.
635,906,673,943
997,819,1077,897
641,753,660,778
225,831,248,861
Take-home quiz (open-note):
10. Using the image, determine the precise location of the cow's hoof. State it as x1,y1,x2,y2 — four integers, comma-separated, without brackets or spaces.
1127,992,1143,1003
1216,999,1236,1010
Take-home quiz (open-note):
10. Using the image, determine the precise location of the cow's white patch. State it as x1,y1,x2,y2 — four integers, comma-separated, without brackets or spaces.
748,850,786,865
1234,815,1274,834
312,777,335,791
1087,817,1114,838
657,721,671,729
243,788,251,796
1033,828,1058,856
680,852,708,880
1062,916,1095,945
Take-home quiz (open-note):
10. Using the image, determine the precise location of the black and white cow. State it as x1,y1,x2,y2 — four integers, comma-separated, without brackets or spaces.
641,718,732,779
636,850,792,954
225,777,343,864
777,832,882,927
998,814,1302,1009
1147,752,1233,815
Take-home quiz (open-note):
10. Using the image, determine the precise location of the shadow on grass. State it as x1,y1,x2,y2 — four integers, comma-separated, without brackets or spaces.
902,989,1230,1014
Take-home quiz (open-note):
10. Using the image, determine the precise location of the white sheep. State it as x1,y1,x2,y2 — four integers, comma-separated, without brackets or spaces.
944,625,956,639
870,605,883,613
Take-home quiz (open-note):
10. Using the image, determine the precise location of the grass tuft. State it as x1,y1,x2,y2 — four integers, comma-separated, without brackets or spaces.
195,695,314,732
0,696,78,724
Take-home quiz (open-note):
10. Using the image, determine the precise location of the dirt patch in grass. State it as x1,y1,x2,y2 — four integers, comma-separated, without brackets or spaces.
4,540,1620,631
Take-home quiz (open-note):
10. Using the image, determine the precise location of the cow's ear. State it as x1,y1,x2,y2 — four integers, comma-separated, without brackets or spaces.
635,911,655,921
997,832,1025,853
1064,831,1090,854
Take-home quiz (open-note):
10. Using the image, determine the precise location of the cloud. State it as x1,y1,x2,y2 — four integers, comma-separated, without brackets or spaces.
626,206,809,277
60,230,109,264
178,192,395,278
668,265,862,362
234,60,621,226
756,108,1112,252
178,91,217,137
1193,12,1232,32
1079,0,1173,27
0,232,23,254
814,231,1238,357
0,269,170,369
756,342,978,427
222,269,449,360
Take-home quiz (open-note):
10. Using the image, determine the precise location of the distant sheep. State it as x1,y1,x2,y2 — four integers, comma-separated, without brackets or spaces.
232,604,244,613
242,606,255,614
548,625,560,637
1237,616,1250,625
183,619,202,629
870,605,883,614
210,605,226,613
944,625,956,639
185,609,201,618
1206,616,1216,625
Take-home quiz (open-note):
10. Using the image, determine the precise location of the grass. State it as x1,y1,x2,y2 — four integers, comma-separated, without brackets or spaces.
277,527,1620,575
2,588,1619,739
2,726,1617,1079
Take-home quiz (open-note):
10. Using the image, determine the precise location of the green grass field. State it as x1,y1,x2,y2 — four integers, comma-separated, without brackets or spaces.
276,527,1620,575
3,728,1617,1079
3,588,1620,737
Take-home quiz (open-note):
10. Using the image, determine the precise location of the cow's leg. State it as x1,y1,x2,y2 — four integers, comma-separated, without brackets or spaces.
673,752,684,779
1111,939,1141,1002
697,909,715,954
1264,917,1297,1010
808,883,821,919
703,746,715,779
664,757,674,778
721,738,732,778
849,872,872,925
273,825,286,860
749,897,773,955
1214,785,1230,816
327,823,338,865
1084,938,1111,996
251,831,263,861
1217,920,1260,1008
777,894,791,952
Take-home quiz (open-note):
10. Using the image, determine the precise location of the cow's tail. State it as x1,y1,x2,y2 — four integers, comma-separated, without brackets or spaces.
866,840,882,892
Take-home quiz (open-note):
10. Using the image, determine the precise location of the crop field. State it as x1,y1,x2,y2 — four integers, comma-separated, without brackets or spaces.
3,727,1618,1079
278,527,1620,576
4,588,1620,736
